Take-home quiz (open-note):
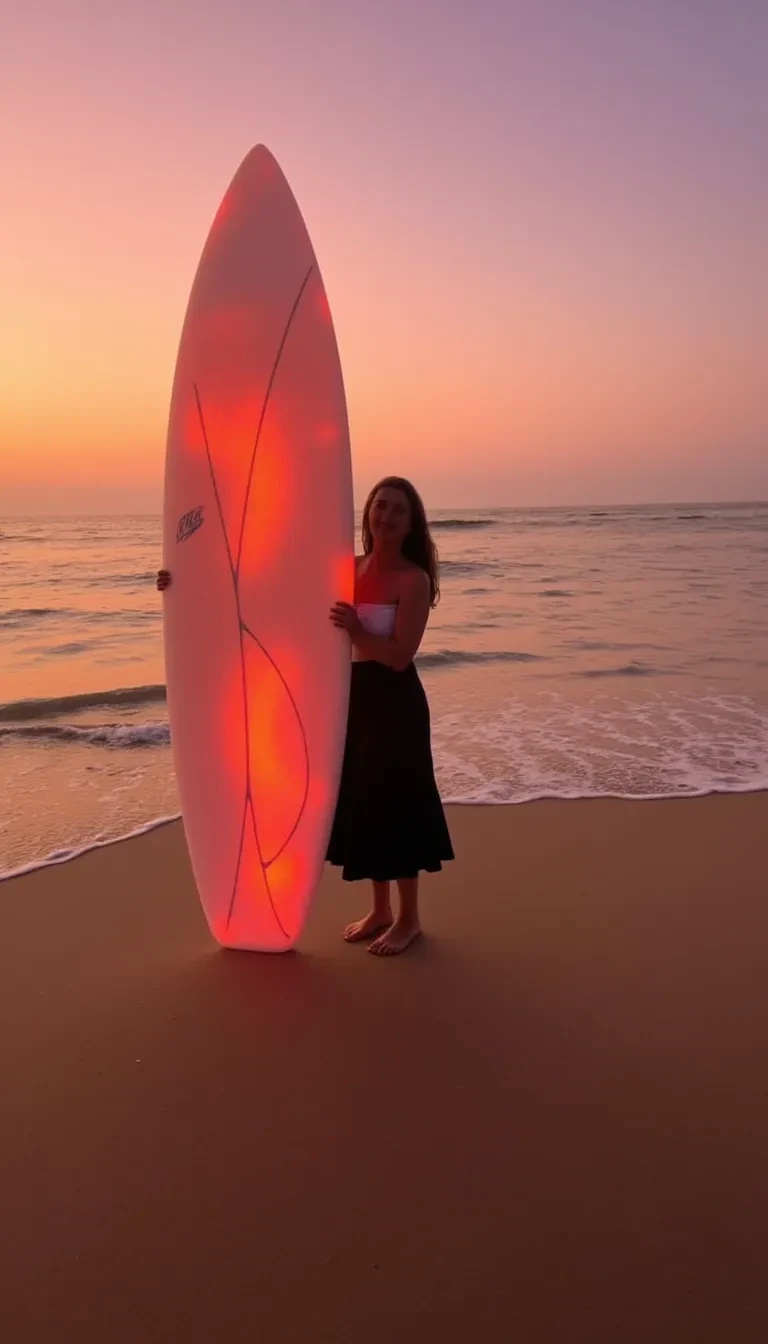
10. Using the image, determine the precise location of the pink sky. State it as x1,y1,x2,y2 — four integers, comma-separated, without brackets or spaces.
2,0,766,512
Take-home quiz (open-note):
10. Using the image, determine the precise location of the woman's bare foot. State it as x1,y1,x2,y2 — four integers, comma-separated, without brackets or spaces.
369,919,422,956
343,910,392,943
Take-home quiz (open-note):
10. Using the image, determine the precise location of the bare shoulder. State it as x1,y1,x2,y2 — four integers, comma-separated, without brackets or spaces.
399,564,431,599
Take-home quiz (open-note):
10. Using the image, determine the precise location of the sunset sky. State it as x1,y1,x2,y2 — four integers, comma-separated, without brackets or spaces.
2,0,766,512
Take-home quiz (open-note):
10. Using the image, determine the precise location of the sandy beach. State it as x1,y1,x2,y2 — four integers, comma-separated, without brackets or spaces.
2,794,767,1342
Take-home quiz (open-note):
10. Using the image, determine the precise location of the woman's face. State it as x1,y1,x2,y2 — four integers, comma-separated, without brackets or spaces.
369,486,412,546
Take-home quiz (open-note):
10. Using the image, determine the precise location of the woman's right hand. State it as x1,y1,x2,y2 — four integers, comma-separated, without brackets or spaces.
157,570,171,591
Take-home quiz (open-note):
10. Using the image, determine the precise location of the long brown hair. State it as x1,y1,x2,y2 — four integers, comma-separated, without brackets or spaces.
361,476,440,607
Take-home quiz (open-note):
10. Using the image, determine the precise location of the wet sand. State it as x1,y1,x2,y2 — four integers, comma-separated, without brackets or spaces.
2,795,767,1342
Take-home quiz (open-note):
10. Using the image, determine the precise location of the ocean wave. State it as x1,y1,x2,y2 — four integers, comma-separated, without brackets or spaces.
431,518,494,530
0,684,167,722
577,662,661,678
0,607,61,626
45,641,92,657
539,589,573,598
1,607,161,633
507,506,755,530
2,689,767,879
1,721,170,747
440,561,498,578
564,639,673,653
86,570,158,588
418,649,545,669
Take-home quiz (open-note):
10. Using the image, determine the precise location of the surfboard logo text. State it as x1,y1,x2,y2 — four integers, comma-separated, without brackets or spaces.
177,507,205,543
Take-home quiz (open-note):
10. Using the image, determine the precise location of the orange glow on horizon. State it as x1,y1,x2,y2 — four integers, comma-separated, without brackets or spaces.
2,7,767,515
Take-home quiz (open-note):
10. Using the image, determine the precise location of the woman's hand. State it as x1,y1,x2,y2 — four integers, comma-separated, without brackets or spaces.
329,601,360,635
157,570,172,591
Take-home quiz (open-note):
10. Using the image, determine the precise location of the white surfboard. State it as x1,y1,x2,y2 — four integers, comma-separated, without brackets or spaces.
162,145,354,951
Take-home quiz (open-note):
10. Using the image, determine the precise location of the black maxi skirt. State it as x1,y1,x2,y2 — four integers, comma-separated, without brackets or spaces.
326,660,455,882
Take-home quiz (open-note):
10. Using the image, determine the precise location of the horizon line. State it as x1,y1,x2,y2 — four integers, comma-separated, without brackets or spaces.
2,497,767,520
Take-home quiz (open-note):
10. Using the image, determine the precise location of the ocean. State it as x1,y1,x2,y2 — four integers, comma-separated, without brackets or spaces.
1,503,767,877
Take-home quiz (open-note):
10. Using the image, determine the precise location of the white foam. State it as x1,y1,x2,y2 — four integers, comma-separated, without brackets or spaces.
3,689,767,880
0,813,181,883
430,690,768,805
4,771,767,887
441,783,768,805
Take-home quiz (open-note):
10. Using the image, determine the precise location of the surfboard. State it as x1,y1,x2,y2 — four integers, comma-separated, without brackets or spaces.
162,145,354,952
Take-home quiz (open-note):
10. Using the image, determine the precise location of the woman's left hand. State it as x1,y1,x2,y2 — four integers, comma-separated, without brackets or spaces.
329,601,361,635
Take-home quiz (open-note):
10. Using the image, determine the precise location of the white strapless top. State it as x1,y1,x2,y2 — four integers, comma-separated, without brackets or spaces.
354,603,397,661
356,602,397,636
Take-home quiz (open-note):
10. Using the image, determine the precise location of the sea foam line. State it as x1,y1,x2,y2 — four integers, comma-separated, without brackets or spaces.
0,813,181,883
2,785,766,883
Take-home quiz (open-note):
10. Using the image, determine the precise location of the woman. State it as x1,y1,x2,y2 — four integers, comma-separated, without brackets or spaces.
327,476,453,956
157,475,453,957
